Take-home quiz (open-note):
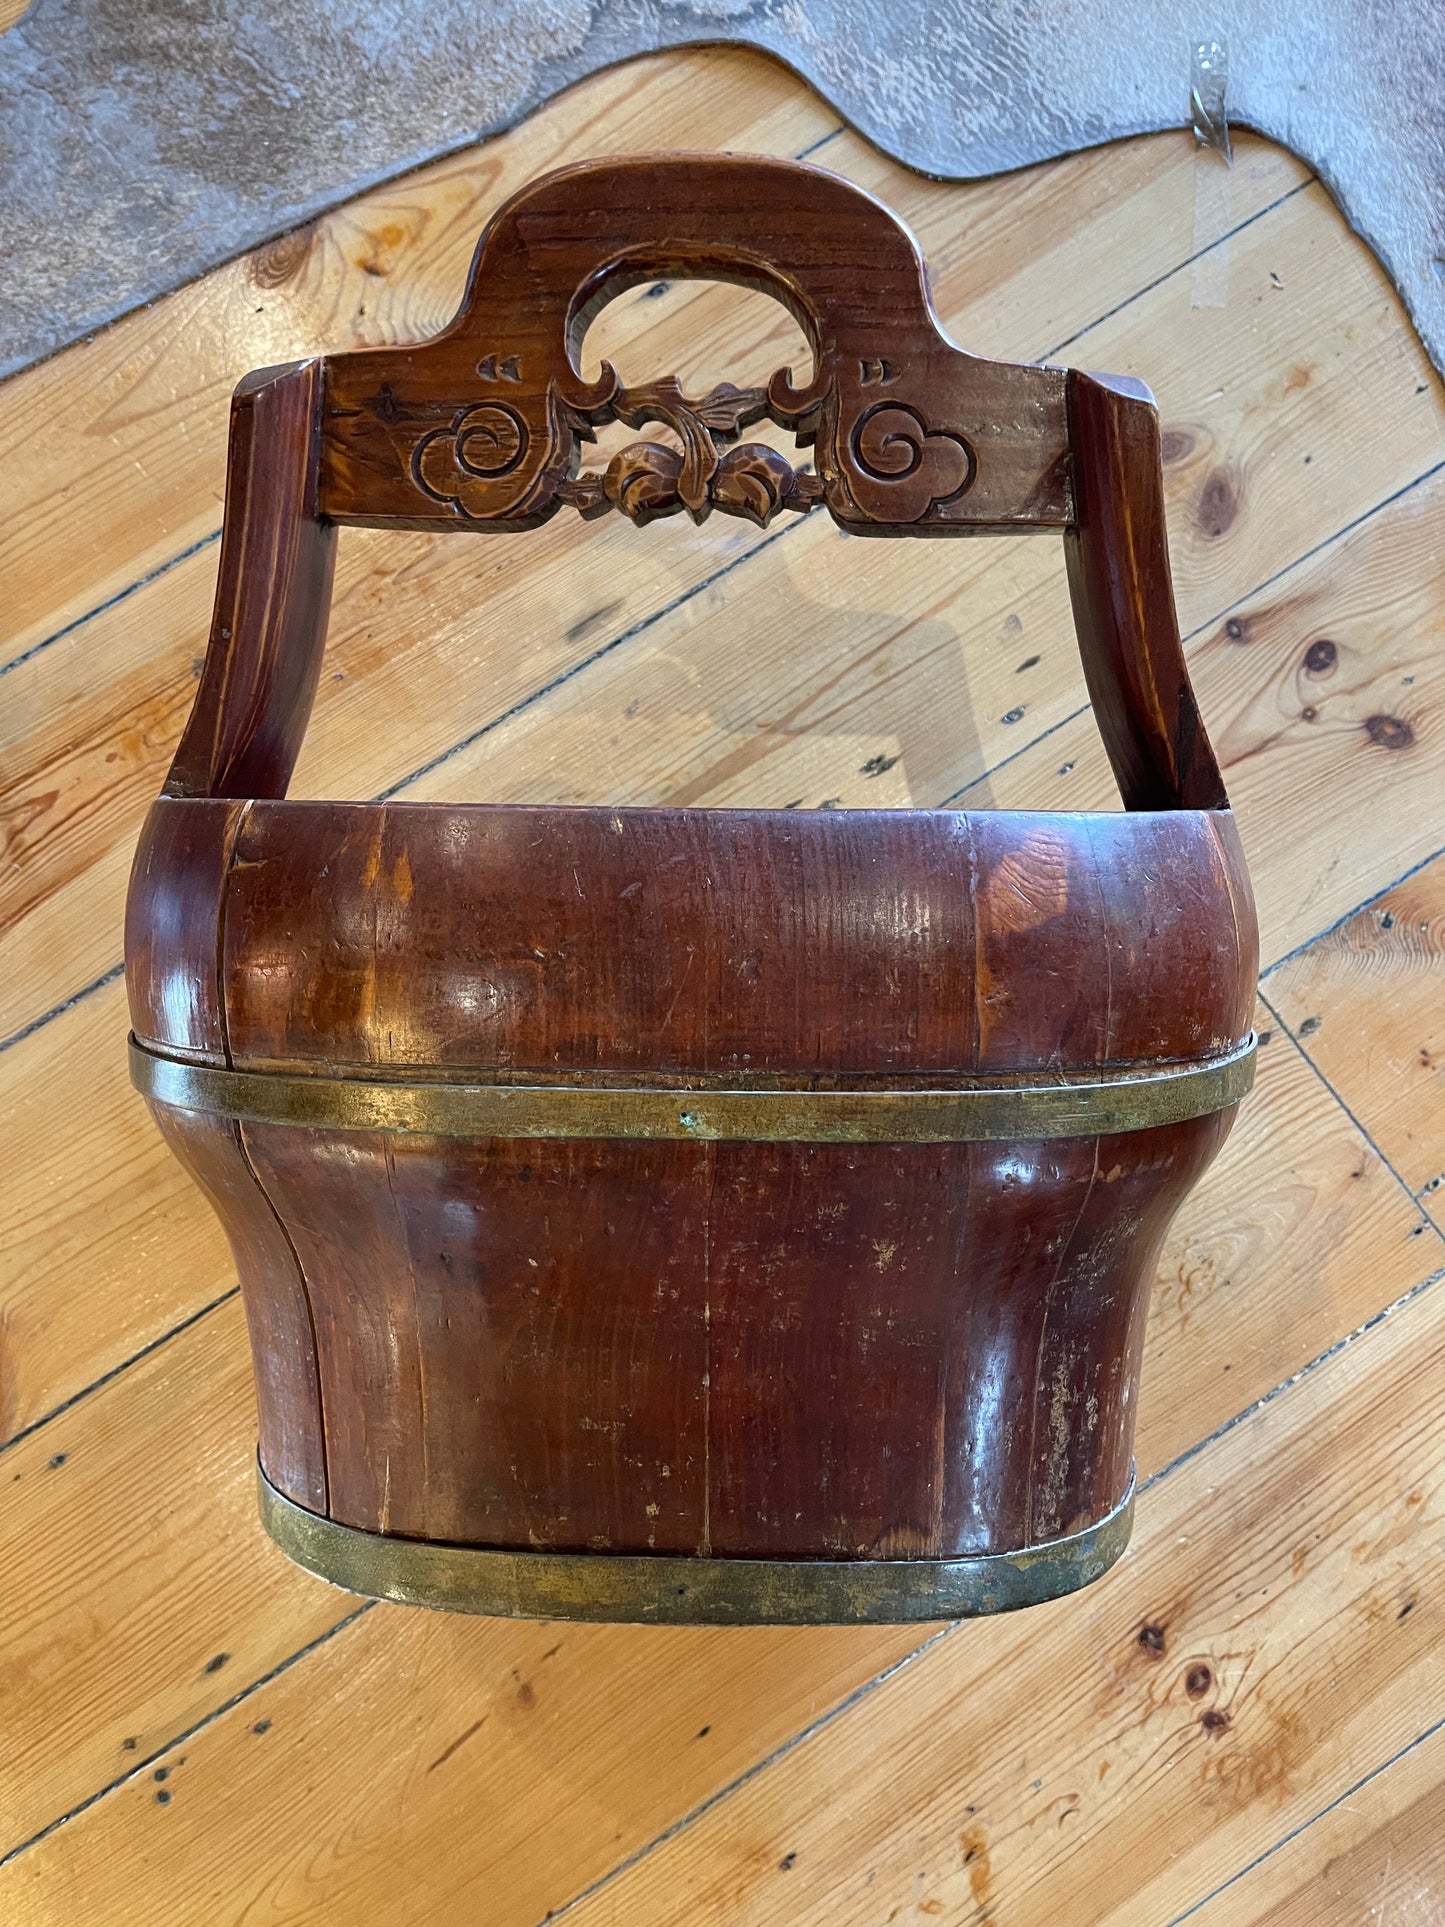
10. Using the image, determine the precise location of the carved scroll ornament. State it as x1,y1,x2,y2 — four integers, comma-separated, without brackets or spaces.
406,370,975,531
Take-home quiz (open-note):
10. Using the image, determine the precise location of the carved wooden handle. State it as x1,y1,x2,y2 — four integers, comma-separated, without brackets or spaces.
319,153,1072,538
164,154,1226,813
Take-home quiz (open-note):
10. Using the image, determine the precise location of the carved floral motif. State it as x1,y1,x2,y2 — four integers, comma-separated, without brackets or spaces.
407,370,973,529
559,439,823,528
561,378,824,527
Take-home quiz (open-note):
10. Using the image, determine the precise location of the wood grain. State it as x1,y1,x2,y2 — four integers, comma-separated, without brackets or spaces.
122,141,1261,1575
1137,1006,1438,1472
2,43,1441,1921
0,1298,350,1850
0,978,233,1446
1191,1720,1445,1924
149,797,1245,1554
0,123,1323,1038
1268,851,1445,1224
963,468,1445,968
6,1209,1439,1921
316,153,1078,535
1,999,1433,1851
0,49,834,665
0,95,1301,668
538,1272,1445,1927
346,186,1442,836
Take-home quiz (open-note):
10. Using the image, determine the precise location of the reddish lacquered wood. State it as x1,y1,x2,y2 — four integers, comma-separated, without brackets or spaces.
213,804,1254,1078
1065,369,1228,811
318,154,1072,538
127,153,1259,1582
159,156,1226,820
128,796,1252,1555
126,795,247,1064
164,360,335,803
127,794,328,1510
151,1104,328,1514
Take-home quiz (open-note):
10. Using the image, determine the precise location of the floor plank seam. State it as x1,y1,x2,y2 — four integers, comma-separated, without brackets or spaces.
939,702,1088,807
4,873,1436,1465
375,515,801,803
531,1262,1445,1926
0,528,222,682
1136,1259,1445,1498
527,1625,962,1927
1037,174,1318,364
5,72,1440,1917
0,1600,375,1868
1259,838,1445,982
0,1284,240,1459
1258,987,1445,1227
0,122,849,682
944,453,1445,812
0,960,124,1057
1188,451,1445,640
16,1262,1437,1895
1162,1709,1445,1925
0,156,1322,719
793,126,844,162
0,116,850,396
538,1261,1445,1925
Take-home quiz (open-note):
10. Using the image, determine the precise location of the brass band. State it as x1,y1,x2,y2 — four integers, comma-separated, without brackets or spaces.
257,1461,1136,1623
132,1033,1254,1144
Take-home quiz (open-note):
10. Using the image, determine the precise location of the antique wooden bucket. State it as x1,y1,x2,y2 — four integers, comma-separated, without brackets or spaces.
127,154,1258,1624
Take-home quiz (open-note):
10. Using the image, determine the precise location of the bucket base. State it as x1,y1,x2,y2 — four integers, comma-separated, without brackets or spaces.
257,1462,1135,1624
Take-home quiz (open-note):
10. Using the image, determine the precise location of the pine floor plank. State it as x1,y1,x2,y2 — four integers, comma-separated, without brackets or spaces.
0,102,1302,670
1267,852,1445,1223
0,46,838,666
0,1300,350,1849
2,985,1435,1866
1136,1011,1438,1471
0,976,232,1443
1190,1721,1445,1924
320,180,1445,822
963,469,1445,968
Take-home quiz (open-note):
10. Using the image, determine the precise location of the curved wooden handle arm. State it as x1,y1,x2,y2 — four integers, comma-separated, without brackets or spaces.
164,360,336,800
1064,371,1229,811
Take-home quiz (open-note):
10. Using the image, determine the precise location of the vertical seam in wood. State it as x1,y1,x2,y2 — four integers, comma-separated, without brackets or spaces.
934,1141,969,1559
214,801,251,1072
964,813,981,1073
219,804,332,1515
698,1140,716,1559
1207,813,1256,1035
1024,1136,1102,1546
946,810,982,1559
381,1131,426,1538
1082,815,1116,1064
233,1120,331,1515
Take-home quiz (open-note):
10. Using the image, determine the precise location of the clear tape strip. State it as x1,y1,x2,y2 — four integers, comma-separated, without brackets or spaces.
1191,39,1233,310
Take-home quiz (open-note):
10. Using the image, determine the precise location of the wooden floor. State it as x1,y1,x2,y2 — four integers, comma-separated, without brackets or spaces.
2,44,1443,1925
